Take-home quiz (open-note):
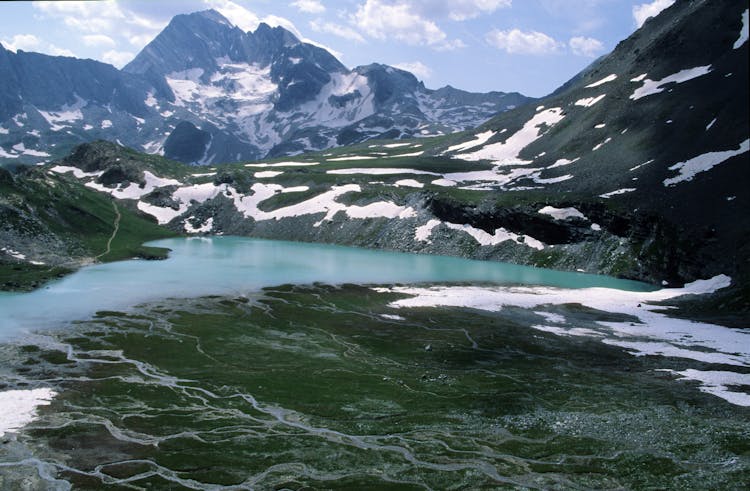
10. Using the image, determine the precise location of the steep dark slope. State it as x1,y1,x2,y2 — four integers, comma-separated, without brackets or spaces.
432,0,749,293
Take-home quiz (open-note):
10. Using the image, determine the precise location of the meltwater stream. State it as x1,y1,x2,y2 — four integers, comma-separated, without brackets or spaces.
0,236,653,338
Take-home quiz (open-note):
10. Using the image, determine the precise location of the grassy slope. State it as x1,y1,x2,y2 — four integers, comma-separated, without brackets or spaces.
0,166,177,291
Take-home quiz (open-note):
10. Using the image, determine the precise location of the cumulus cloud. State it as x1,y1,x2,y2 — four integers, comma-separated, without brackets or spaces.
633,0,675,28
1,34,41,52
82,34,116,48
353,0,464,50
33,1,126,33
422,0,512,21
569,36,604,57
393,61,433,80
128,34,155,49
205,0,261,32
1,34,75,57
102,50,135,68
47,45,76,57
310,20,366,43
291,0,326,14
486,28,561,55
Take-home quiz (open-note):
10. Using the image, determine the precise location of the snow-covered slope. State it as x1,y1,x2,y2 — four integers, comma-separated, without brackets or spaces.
0,10,529,166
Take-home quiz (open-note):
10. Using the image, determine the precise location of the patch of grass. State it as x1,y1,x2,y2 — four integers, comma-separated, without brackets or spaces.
256,187,325,212
0,262,72,292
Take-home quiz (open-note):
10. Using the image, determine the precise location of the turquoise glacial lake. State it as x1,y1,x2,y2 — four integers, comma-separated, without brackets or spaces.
0,236,653,338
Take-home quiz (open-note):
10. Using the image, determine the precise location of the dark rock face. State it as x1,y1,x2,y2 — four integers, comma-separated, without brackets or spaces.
0,9,531,166
164,121,211,163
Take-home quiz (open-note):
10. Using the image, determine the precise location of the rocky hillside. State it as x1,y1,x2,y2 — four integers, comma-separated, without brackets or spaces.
0,162,174,290
0,10,528,166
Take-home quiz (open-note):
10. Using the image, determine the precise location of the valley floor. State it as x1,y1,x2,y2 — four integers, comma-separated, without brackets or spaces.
0,284,748,489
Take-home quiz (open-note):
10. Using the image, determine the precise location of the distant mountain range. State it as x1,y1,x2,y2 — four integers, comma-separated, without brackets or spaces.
0,9,529,166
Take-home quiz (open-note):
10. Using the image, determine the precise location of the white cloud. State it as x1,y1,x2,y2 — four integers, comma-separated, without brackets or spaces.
1,34,75,57
1,34,41,52
204,0,261,32
310,20,366,43
435,38,468,51
569,36,604,57
431,0,512,21
486,28,561,55
128,34,155,49
82,34,116,48
102,50,135,68
633,0,675,28
291,0,326,14
33,1,125,32
47,45,76,57
353,0,463,50
393,61,433,80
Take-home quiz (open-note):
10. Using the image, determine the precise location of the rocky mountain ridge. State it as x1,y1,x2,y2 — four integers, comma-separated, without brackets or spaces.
0,9,529,166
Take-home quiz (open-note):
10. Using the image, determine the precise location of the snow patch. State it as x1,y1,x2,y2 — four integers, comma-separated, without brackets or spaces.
630,66,712,100
50,166,104,179
599,188,636,198
184,217,214,234
394,179,424,188
548,158,579,168
629,159,654,172
327,155,378,162
431,178,457,187
255,171,283,178
415,219,441,243
37,96,85,131
445,130,496,153
538,206,586,220
0,388,56,435
592,137,612,151
455,108,565,165
446,223,545,250
327,168,440,176
668,369,750,406
1,247,26,260
585,74,617,88
734,9,749,49
86,170,181,200
663,139,749,186
575,94,606,107
245,161,319,167
388,151,424,158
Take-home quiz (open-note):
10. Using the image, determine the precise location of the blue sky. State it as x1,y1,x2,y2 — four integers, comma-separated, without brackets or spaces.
0,0,675,97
